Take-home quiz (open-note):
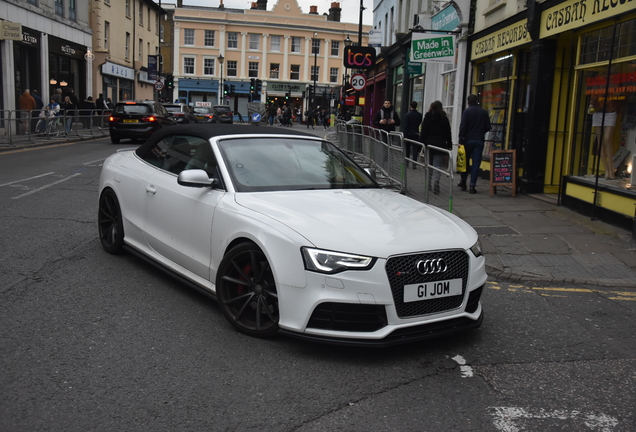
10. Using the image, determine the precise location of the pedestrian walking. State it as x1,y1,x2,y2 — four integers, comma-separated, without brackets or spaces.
458,94,491,194
373,100,401,144
31,90,44,132
62,95,76,134
420,101,453,194
305,108,315,129
402,101,423,169
50,88,62,105
18,89,36,135
268,104,277,126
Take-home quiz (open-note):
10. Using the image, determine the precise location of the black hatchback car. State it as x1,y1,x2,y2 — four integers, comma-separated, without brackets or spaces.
163,103,198,124
109,101,176,144
213,105,234,124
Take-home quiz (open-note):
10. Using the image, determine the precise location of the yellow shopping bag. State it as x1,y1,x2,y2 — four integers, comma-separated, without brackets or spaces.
456,144,467,173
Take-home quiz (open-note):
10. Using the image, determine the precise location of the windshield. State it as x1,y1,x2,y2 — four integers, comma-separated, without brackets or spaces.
114,104,151,114
218,137,379,192
164,105,184,113
214,106,231,114
194,107,212,114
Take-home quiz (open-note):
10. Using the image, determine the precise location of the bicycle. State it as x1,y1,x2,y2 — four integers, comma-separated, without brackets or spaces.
46,115,63,137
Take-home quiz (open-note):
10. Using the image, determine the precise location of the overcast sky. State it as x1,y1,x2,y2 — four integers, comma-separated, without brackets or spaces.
174,0,374,26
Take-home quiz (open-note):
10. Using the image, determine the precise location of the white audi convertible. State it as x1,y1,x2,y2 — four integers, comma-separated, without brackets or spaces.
98,125,486,346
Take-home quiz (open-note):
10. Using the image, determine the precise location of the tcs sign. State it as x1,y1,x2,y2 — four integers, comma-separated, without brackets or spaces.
343,47,376,70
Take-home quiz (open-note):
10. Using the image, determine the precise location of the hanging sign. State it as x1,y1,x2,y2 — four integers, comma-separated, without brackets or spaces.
1,21,22,41
410,33,455,64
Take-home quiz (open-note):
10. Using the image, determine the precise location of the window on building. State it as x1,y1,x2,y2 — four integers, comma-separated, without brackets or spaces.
312,39,320,55
138,38,143,62
125,33,130,59
291,37,301,53
248,62,259,77
227,60,237,76
147,7,151,29
183,57,195,75
125,0,130,17
204,58,215,75
290,64,300,80
27,0,38,5
331,41,339,56
228,32,238,49
441,67,456,123
330,67,339,83
55,0,63,17
311,66,319,82
270,63,279,79
139,1,143,24
156,13,160,35
270,35,281,52
249,34,260,50
104,21,110,50
68,0,76,20
204,30,215,47
184,29,195,46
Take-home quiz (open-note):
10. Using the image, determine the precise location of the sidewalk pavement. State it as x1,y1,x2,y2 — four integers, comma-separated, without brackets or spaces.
451,186,636,288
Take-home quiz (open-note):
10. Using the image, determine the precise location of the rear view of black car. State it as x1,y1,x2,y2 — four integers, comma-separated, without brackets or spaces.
163,103,197,124
109,101,176,144
213,105,234,124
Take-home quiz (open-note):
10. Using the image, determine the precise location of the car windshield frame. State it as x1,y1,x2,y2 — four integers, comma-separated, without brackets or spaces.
214,106,231,114
193,107,212,114
216,136,379,192
114,103,152,115
164,105,185,113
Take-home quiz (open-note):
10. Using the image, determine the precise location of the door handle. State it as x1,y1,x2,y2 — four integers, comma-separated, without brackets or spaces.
145,185,156,195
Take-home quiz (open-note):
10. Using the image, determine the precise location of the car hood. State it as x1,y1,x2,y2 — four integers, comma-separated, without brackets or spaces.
234,189,477,257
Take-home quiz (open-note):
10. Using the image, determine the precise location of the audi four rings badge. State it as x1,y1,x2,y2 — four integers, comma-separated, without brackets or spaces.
416,259,448,275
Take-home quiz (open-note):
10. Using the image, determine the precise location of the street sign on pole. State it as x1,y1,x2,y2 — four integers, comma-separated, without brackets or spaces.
350,74,367,91
154,81,164,91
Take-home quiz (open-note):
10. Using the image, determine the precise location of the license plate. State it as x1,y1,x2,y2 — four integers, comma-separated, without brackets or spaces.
403,278,462,303
123,119,138,123
196,116,204,119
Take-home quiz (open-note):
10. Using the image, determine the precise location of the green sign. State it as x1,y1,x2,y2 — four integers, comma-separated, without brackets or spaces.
407,61,423,75
431,5,460,31
410,33,455,64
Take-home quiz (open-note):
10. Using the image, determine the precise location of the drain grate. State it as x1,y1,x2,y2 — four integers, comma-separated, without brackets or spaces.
474,226,518,236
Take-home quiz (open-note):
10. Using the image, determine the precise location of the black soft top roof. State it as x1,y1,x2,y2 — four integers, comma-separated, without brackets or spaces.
135,124,316,157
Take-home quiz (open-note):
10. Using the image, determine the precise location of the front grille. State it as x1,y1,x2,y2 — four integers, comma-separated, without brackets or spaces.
307,302,388,332
386,250,469,318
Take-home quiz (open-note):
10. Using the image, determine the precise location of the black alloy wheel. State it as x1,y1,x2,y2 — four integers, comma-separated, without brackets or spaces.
217,243,279,337
98,188,125,254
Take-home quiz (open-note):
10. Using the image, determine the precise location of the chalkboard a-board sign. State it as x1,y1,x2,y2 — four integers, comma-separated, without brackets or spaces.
490,149,516,197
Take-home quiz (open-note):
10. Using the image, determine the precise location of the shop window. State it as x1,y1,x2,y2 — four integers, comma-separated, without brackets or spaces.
570,20,636,180
441,66,456,125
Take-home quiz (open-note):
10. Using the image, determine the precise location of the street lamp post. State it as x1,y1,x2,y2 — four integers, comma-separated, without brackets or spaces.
312,32,318,111
343,35,353,115
218,54,224,105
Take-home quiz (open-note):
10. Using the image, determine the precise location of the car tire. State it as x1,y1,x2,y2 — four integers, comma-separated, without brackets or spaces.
216,242,279,338
98,188,125,254
111,136,120,144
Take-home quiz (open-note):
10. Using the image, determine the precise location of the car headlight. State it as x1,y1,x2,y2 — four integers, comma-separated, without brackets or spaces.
470,240,483,258
301,247,376,274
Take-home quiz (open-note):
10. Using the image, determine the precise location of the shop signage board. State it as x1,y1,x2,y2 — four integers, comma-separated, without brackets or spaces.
410,33,455,64
343,46,376,70
471,20,531,61
431,5,460,31
101,62,135,80
0,21,22,41
490,149,517,197
368,29,382,47
148,55,159,80
540,0,635,39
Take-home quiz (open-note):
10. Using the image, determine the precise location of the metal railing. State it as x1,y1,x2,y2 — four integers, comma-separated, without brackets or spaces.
333,120,455,212
0,109,110,145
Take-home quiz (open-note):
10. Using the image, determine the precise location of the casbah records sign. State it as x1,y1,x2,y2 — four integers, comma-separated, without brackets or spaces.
410,33,455,64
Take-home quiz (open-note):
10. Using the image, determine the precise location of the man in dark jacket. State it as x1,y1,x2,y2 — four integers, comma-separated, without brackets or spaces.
458,94,491,194
373,100,401,133
401,101,423,169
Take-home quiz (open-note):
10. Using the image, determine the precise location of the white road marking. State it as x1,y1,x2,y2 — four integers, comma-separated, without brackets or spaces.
489,406,619,432
11,173,81,199
452,354,474,378
0,172,55,188
83,158,106,166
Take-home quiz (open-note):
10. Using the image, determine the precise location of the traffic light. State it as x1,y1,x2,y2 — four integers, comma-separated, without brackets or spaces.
223,84,229,95
166,74,174,90
250,78,255,93
285,92,289,100
230,84,236,96
307,85,313,97
255,79,262,93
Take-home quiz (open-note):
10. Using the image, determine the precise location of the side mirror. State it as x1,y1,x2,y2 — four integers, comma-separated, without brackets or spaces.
177,169,218,188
